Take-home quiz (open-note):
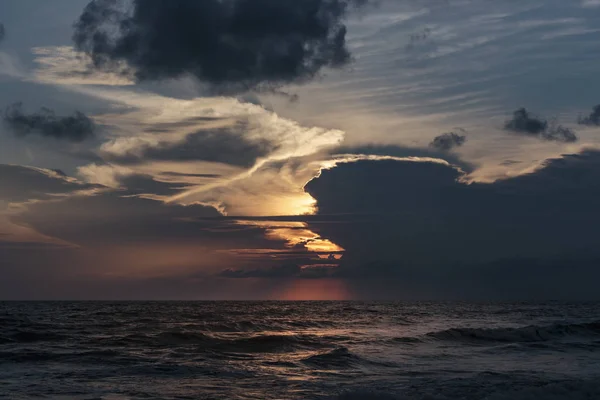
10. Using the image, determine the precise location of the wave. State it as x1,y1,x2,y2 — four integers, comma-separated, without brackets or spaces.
424,321,600,343
217,334,328,353
302,347,364,368
302,347,395,369
0,330,67,343
322,380,600,400
484,380,600,400
107,330,331,354
330,391,399,400
390,336,423,344
200,319,335,332
0,349,122,364
154,331,214,345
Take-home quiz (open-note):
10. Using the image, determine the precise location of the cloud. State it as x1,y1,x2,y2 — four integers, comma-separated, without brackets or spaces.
0,164,216,247
73,0,368,92
504,108,548,135
0,164,100,203
220,262,337,279
504,108,577,143
52,87,346,216
543,122,578,143
14,191,223,247
429,129,467,151
6,147,600,299
2,103,95,142
220,264,303,279
102,125,276,168
31,46,135,86
0,165,351,302
0,162,323,259
0,164,103,248
300,150,600,298
582,0,600,8
331,144,475,173
0,24,5,43
578,104,600,126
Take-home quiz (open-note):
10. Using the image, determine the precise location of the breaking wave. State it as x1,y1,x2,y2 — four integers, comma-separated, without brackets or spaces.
424,321,600,343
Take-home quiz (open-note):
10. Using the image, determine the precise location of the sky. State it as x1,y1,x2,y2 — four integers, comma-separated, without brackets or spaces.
1,0,600,300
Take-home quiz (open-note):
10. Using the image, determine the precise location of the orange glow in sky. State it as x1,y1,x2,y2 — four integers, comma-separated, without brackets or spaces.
234,220,344,254
269,279,352,300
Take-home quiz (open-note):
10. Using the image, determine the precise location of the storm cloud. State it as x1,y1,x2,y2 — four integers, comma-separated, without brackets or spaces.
2,103,95,142
73,0,368,92
429,130,466,151
504,108,577,143
300,150,600,298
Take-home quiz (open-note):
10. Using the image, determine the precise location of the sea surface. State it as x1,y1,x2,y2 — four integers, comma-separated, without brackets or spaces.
1,302,599,400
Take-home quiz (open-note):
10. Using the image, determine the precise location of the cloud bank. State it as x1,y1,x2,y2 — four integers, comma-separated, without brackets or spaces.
305,151,600,278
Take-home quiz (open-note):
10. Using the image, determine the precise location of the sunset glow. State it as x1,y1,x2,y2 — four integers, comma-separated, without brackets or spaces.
234,220,345,254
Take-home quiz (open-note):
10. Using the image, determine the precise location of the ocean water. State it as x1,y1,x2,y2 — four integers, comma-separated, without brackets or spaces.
1,302,599,400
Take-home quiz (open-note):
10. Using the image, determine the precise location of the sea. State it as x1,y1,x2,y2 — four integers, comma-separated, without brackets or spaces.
1,301,599,400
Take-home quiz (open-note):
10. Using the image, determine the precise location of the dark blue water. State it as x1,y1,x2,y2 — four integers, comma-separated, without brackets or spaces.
1,302,599,399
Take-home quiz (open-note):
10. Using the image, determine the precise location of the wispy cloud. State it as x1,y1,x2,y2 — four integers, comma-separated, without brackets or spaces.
32,46,134,86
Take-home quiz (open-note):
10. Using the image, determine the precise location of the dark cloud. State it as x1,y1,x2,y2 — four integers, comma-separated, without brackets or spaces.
73,0,368,93
15,193,223,246
1,164,320,262
1,165,294,254
542,122,577,143
1,164,220,244
302,150,600,299
1,162,343,298
141,117,224,133
499,160,522,166
342,255,600,301
220,262,337,279
429,130,467,151
504,108,547,135
0,164,100,203
220,263,303,279
578,104,600,126
6,145,600,299
504,108,577,143
103,126,275,167
2,103,95,142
